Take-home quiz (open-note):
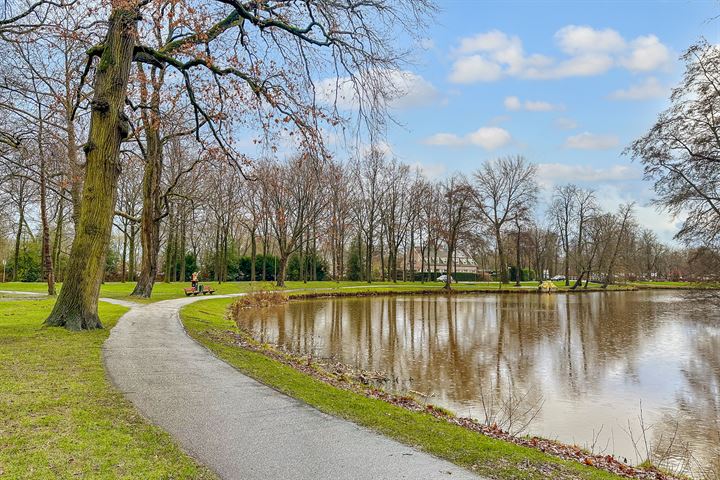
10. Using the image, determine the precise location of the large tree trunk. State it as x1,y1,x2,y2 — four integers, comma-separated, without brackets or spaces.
66,110,82,228
45,5,137,330
38,110,56,295
63,48,83,229
178,214,186,282
164,213,174,283
495,226,508,284
276,253,288,287
365,224,373,283
444,237,454,290
515,222,521,287
52,197,65,280
261,222,268,281
131,72,163,297
128,224,136,282
121,227,127,282
250,228,256,282
13,203,23,282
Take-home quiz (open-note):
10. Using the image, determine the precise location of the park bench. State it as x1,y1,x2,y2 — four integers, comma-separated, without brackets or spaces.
183,285,216,296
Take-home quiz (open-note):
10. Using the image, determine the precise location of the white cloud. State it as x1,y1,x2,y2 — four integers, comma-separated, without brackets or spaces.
504,96,522,110
448,55,503,83
564,132,620,150
554,25,626,55
542,53,615,78
504,96,563,111
555,117,578,130
468,127,512,149
423,126,512,150
423,133,466,147
318,70,440,110
620,35,671,72
609,77,667,101
449,26,671,83
537,163,641,184
457,30,520,55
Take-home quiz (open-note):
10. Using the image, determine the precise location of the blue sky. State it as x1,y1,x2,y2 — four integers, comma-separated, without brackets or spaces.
378,0,719,243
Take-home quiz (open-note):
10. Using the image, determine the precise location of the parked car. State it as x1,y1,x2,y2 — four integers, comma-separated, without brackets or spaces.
550,275,566,281
436,274,456,283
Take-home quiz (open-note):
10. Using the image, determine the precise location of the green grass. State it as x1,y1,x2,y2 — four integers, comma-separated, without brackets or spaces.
631,280,720,289
0,279,636,305
0,297,215,479
181,297,625,480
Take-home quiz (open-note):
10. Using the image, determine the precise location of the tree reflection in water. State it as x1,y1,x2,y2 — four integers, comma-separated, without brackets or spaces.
235,291,719,474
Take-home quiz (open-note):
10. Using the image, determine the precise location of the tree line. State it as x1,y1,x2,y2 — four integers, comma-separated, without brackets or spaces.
1,1,718,330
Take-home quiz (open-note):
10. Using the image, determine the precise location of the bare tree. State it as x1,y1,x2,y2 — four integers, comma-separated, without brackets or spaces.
549,184,577,286
472,156,538,284
42,0,432,329
628,39,720,248
351,147,386,283
260,154,326,287
437,174,473,290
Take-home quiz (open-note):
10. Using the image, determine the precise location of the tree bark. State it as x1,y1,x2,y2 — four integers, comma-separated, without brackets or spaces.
164,213,174,283
128,225,137,282
495,226,508,284
444,240,454,290
515,222,521,287
121,225,127,282
45,5,138,330
37,107,56,295
250,227,256,282
277,254,288,287
130,66,164,298
13,199,24,282
52,197,65,280
179,213,186,282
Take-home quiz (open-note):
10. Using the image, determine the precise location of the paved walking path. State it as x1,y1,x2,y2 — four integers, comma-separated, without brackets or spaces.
103,294,482,480
0,289,45,296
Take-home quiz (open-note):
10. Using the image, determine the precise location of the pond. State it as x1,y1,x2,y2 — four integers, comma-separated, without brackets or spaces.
234,291,720,475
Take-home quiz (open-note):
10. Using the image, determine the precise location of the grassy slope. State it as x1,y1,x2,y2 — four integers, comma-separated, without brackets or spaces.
0,297,215,479
181,297,624,480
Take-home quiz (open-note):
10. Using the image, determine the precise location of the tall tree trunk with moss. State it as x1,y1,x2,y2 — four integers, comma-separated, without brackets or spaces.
35,102,56,295
44,5,138,330
131,65,164,297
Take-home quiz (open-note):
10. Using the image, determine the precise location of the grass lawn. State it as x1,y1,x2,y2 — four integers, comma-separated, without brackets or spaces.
181,297,626,480
0,297,215,479
0,279,635,305
631,280,720,289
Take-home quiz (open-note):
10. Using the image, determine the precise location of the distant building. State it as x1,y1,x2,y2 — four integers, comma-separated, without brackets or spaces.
412,249,480,274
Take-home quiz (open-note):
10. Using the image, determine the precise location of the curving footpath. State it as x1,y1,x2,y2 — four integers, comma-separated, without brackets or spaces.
102,294,482,480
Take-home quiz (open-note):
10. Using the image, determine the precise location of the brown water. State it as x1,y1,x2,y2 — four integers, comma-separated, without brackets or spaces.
235,291,720,474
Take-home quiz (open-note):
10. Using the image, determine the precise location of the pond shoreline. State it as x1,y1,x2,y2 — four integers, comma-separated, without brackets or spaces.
285,285,638,301
182,289,699,480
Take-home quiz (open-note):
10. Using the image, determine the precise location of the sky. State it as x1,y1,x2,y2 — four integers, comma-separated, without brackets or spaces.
372,0,719,244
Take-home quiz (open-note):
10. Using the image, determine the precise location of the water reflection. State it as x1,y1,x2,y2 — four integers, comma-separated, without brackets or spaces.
237,292,720,474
